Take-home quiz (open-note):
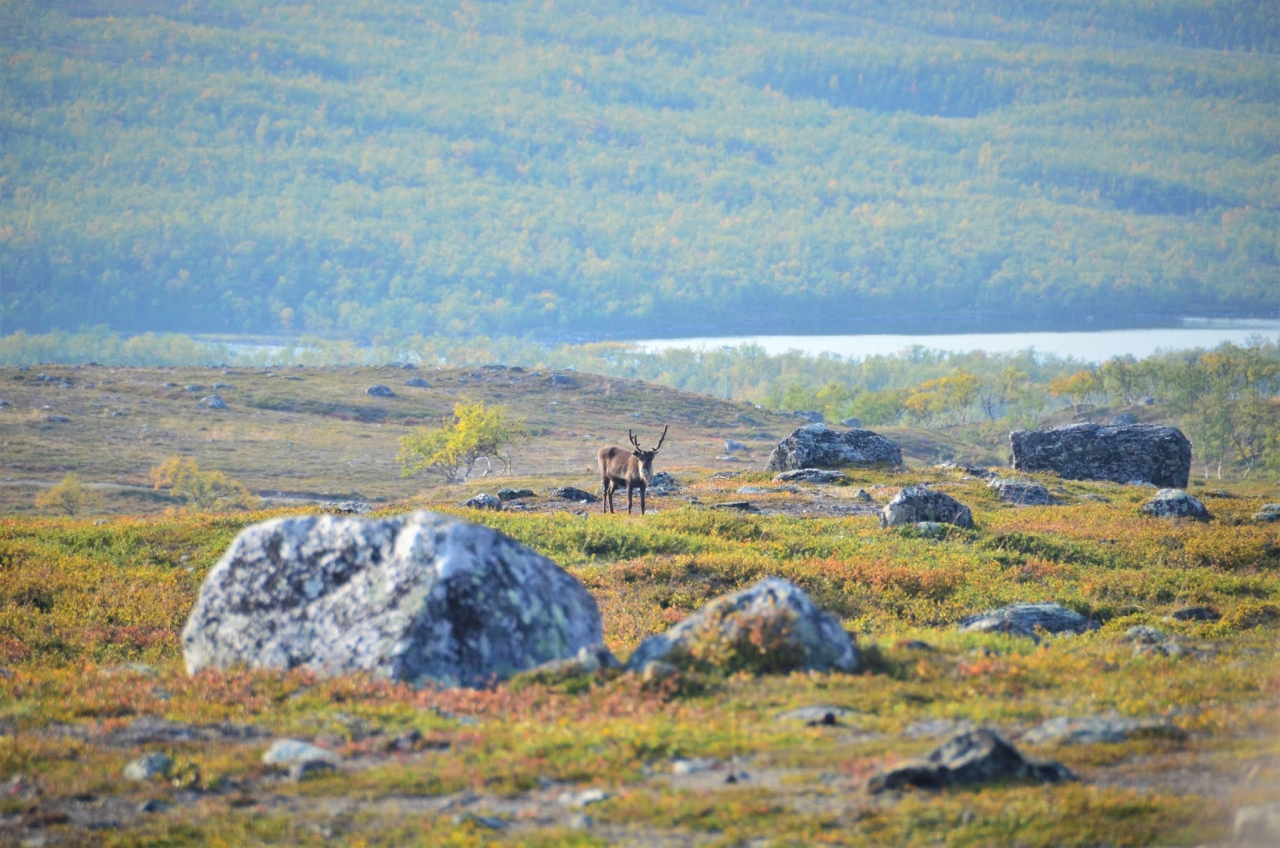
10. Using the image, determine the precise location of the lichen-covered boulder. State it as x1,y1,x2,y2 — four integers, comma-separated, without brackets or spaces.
182,512,603,688
766,424,902,473
1009,423,1191,488
881,486,974,529
1254,504,1280,523
462,493,502,511
626,578,858,675
1139,489,1209,520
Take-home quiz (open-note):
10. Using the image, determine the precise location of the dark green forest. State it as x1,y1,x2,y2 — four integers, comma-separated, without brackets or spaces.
2,0,1278,339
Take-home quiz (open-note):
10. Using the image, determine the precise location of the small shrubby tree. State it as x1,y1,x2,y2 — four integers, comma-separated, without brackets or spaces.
397,400,525,483
35,473,102,516
149,456,260,510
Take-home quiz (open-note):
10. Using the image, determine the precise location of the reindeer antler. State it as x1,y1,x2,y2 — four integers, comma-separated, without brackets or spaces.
629,429,641,450
653,424,669,452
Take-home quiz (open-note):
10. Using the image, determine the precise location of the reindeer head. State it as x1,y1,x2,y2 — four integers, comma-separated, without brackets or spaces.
628,425,668,483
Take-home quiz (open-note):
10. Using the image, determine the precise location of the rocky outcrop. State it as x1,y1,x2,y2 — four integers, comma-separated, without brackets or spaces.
1139,489,1208,519
867,728,1074,793
766,424,902,473
880,486,973,529
987,477,1057,506
1009,423,1191,488
958,602,1098,638
365,385,396,397
182,512,603,688
626,578,858,675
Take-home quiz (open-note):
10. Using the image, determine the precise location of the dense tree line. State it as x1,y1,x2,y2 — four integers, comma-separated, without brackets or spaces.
1,0,1278,339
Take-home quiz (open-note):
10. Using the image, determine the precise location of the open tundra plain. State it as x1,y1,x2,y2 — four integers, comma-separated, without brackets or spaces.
0,365,1278,846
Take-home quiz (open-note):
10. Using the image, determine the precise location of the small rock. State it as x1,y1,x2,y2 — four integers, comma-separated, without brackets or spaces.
881,486,974,529
839,417,862,428
462,493,502,511
671,757,719,776
45,415,72,423
903,719,975,739
183,385,204,392
852,488,872,501
791,410,824,423
867,728,1073,793
1252,504,1280,523
387,729,423,752
895,639,934,651
199,395,228,410
1165,605,1220,623
365,385,396,397
1140,489,1209,520
558,788,609,808
936,460,996,479
647,472,679,494
958,603,1098,639
162,382,178,388
715,455,739,461
137,798,168,814
776,706,854,727
711,501,754,511
565,813,594,829
212,383,232,390
724,439,749,452
913,521,950,538
404,378,432,388
452,812,507,830
1111,412,1138,425
496,488,535,501
262,739,340,771
708,471,743,480
549,486,597,503
987,477,1057,507
736,485,798,495
773,468,847,484
1022,715,1185,746
123,752,174,782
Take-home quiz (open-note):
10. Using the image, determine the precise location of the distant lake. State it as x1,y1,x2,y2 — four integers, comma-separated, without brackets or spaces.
634,319,1280,362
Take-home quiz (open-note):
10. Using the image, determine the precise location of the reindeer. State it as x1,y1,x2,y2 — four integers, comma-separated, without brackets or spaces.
598,426,668,515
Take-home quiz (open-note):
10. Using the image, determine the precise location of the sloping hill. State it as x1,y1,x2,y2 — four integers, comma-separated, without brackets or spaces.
2,0,1278,338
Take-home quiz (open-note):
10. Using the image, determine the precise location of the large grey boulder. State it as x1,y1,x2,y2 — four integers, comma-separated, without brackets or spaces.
766,424,902,473
182,512,603,688
867,728,1074,793
881,486,973,529
1009,423,1191,488
626,578,858,675
1139,489,1208,520
958,602,1098,638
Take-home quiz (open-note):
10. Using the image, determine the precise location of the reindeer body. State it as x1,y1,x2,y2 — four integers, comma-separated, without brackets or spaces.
598,426,667,515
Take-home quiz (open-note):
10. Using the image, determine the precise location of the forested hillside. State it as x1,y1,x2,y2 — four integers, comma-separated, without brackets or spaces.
2,0,1278,339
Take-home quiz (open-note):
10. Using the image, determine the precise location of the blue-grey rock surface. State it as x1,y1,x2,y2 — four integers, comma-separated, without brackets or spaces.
773,468,848,484
1009,423,1191,488
183,512,603,687
1253,504,1280,522
1022,715,1185,746
958,602,1099,638
626,577,859,674
1140,489,1209,519
766,424,902,472
881,486,974,529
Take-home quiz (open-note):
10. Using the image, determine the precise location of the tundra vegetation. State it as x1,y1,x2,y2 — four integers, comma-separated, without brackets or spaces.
0,363,1277,845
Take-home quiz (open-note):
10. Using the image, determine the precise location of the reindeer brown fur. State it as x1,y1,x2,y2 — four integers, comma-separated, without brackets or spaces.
598,425,668,515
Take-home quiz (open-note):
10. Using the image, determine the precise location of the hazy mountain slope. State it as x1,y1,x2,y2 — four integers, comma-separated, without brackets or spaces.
1,0,1277,338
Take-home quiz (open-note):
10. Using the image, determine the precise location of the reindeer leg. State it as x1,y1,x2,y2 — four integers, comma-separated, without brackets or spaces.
626,484,634,514
640,486,646,516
